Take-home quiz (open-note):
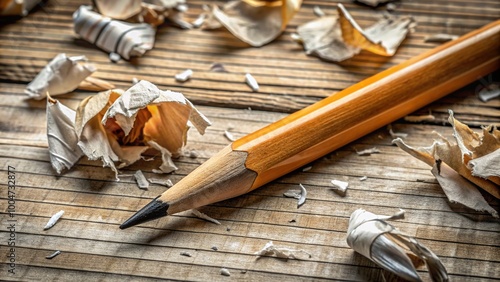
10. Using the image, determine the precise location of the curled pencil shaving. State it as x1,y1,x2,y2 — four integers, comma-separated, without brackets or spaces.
44,210,65,230
255,241,311,260
204,0,302,47
0,0,40,16
45,250,61,259
356,147,380,156
46,96,83,174
73,6,156,60
347,209,448,282
49,80,209,178
26,53,96,100
392,111,500,217
294,4,413,62
224,130,237,142
191,209,221,225
283,184,307,208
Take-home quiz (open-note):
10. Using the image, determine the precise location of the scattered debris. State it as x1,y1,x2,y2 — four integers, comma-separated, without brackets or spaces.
289,219,296,223
26,53,96,100
356,147,381,156
180,251,192,257
393,110,500,217
175,69,193,82
191,209,221,225
255,241,311,260
224,130,236,142
295,4,414,62
347,209,447,282
203,0,302,47
359,176,368,181
477,83,500,102
404,114,436,123
134,170,150,189
302,166,312,172
192,13,207,28
220,268,231,276
313,5,325,17
186,150,199,158
245,73,259,92
45,250,61,259
283,184,307,208
424,33,458,43
132,77,140,85
211,246,218,251
210,63,228,72
331,179,348,194
44,210,65,230
148,178,174,187
73,6,156,60
226,227,231,232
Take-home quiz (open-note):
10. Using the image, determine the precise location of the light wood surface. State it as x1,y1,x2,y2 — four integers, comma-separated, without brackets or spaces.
0,0,499,281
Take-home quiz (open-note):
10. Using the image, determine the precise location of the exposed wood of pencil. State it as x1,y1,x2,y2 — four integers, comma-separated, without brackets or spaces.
157,20,500,215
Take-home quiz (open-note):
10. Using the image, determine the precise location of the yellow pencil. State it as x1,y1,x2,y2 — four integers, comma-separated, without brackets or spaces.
120,19,500,229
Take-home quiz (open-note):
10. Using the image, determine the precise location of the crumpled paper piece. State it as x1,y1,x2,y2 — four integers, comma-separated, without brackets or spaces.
347,209,448,282
51,80,211,178
25,53,95,100
393,110,499,218
294,4,413,62
0,0,40,16
255,241,311,260
73,5,156,60
46,96,83,174
204,0,302,47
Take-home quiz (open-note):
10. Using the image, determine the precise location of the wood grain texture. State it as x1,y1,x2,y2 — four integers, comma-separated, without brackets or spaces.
0,0,499,281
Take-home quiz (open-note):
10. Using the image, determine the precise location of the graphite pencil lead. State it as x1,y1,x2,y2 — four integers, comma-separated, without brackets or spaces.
120,196,169,229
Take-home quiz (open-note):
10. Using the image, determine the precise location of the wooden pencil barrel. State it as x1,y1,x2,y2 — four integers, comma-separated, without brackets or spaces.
233,20,500,189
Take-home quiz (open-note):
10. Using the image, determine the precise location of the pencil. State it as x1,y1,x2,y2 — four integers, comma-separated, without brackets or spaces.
120,19,500,229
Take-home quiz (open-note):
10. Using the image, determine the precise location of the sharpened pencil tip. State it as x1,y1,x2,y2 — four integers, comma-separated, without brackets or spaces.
119,196,169,229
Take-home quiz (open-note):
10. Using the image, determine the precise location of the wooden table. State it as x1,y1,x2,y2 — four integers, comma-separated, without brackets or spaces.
1,0,499,281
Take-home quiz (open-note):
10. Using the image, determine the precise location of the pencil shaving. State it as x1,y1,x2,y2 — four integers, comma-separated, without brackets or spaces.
393,111,500,216
44,210,65,230
359,176,368,181
191,209,221,225
175,69,193,82
45,250,61,259
220,268,231,276
312,5,325,17
356,147,380,156
478,83,500,102
148,178,173,187
26,53,95,100
347,209,448,282
73,6,156,60
204,0,302,47
298,184,307,208
296,4,413,62
46,97,83,174
331,179,348,193
255,241,311,260
78,76,116,92
404,114,435,122
338,4,414,57
180,251,192,257
224,130,236,142
134,170,150,189
210,63,228,72
245,73,259,92
424,33,458,43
